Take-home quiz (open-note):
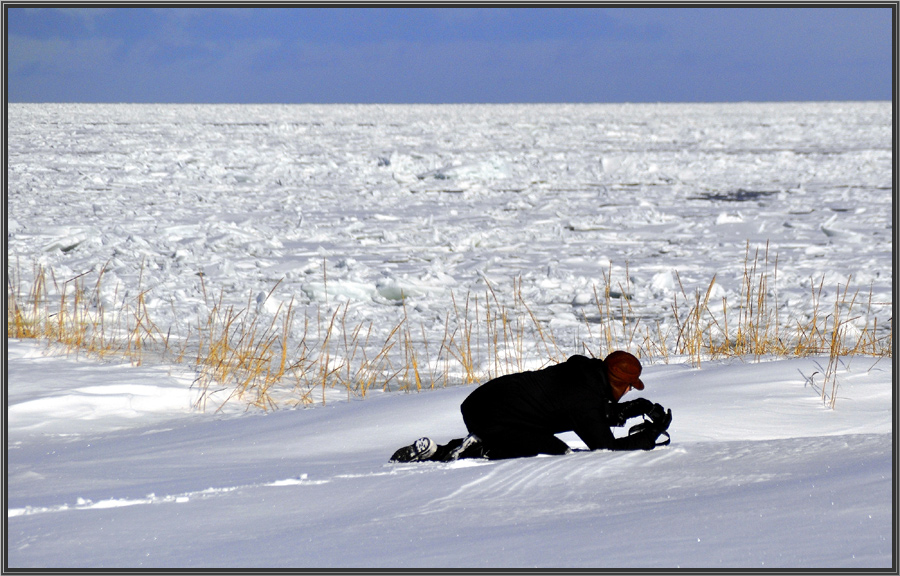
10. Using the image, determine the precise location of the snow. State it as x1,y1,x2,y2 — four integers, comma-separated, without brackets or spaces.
5,102,894,568
7,341,893,568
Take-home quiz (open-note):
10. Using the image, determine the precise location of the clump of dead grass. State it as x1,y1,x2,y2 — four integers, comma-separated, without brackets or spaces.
8,246,891,411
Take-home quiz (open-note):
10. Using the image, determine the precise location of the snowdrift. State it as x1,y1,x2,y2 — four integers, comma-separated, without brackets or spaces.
7,341,892,569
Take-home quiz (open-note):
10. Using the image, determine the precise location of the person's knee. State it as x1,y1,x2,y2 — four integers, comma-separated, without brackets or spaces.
541,435,571,455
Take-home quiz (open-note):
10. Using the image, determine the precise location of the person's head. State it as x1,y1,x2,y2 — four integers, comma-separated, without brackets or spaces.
605,350,644,401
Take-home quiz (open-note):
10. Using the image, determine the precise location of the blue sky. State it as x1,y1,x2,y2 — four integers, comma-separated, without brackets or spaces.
6,6,894,103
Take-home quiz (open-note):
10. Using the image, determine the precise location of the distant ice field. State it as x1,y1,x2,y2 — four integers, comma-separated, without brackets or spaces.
7,102,893,374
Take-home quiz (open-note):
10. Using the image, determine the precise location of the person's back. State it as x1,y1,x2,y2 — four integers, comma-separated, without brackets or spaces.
461,355,610,437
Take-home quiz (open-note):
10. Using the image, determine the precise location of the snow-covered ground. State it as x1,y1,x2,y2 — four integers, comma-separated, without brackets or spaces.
5,102,895,568
7,340,893,568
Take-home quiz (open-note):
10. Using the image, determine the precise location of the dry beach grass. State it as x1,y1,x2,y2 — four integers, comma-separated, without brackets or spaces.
8,248,892,412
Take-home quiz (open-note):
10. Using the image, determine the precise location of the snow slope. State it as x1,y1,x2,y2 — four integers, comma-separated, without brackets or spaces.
7,340,893,569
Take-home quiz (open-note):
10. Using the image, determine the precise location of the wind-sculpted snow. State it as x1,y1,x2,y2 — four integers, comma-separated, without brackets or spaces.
6,340,893,568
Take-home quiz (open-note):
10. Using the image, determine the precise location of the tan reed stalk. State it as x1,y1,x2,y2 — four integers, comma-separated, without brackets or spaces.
7,255,893,412
449,290,476,383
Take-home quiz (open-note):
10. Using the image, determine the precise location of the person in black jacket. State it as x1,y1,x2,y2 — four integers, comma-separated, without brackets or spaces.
390,350,672,462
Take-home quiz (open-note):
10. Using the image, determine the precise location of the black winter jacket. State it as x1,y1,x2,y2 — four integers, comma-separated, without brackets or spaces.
461,355,650,451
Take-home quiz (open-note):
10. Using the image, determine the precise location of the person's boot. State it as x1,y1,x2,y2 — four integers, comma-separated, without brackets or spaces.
430,437,463,461
390,437,438,462
442,434,483,461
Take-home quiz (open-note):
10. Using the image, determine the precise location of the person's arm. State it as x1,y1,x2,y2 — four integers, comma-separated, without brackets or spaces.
577,420,659,451
577,403,672,451
610,405,673,450
607,431,660,451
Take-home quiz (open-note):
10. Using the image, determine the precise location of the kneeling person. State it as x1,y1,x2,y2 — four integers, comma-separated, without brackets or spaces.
390,351,672,463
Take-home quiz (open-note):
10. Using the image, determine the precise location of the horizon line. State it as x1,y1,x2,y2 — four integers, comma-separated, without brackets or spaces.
8,99,893,105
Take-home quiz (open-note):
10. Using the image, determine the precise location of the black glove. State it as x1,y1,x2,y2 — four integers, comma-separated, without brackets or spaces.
606,397,654,427
645,403,671,429
622,428,662,450
626,403,672,449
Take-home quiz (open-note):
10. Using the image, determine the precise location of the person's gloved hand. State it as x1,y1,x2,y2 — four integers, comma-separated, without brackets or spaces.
645,403,672,429
626,403,672,449
623,397,655,418
626,428,661,450
607,397,655,426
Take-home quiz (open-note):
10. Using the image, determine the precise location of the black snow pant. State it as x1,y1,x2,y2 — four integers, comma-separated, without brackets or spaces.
460,389,570,460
